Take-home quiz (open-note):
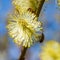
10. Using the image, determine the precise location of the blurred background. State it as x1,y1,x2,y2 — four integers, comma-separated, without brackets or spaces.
0,0,60,60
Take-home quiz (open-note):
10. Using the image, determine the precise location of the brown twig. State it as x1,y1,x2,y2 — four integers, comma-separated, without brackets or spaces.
37,0,45,43
37,0,45,16
19,47,28,60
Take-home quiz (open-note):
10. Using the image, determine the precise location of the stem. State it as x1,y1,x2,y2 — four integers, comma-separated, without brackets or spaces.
19,47,28,60
37,0,45,43
37,0,45,16
19,0,45,60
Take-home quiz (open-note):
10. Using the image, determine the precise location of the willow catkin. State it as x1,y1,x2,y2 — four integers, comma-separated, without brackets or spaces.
40,41,60,60
7,10,42,47
12,0,41,14
57,0,60,7
7,0,44,47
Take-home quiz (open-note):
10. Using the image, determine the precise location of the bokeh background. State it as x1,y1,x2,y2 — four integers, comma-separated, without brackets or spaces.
0,0,60,60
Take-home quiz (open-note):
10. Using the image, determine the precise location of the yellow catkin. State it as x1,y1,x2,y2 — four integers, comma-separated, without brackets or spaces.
40,40,60,60
7,10,42,47
12,0,41,13
57,0,60,7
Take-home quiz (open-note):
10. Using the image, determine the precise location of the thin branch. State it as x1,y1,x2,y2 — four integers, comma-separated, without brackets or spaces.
37,0,45,43
19,47,28,60
37,0,45,16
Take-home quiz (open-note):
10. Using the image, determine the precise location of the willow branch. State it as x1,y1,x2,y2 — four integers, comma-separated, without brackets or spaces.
37,0,45,43
19,0,45,60
37,0,45,16
19,47,28,60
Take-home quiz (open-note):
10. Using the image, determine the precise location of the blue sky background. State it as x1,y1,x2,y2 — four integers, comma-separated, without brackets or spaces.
0,0,60,60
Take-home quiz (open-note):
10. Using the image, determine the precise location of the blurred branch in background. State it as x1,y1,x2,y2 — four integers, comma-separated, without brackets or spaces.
0,33,8,60
0,33,8,51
